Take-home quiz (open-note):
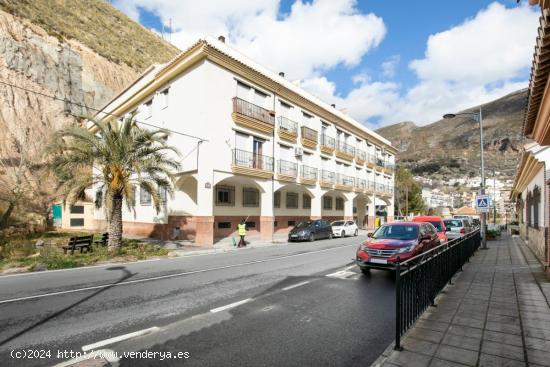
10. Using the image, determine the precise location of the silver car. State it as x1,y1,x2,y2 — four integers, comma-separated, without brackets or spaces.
444,218,472,240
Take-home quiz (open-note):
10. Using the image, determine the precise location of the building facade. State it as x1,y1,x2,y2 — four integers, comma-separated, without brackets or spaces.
74,36,396,245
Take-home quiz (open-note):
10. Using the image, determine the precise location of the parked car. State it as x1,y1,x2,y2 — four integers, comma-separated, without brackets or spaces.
288,220,333,242
412,216,448,243
355,222,441,273
443,218,472,240
331,220,358,237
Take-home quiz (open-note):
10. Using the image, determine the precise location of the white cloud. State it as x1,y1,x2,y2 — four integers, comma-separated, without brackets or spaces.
303,2,538,126
381,55,400,78
113,0,386,80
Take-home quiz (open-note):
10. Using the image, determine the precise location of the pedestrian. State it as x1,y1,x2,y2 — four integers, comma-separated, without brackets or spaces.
237,219,247,247
375,216,381,229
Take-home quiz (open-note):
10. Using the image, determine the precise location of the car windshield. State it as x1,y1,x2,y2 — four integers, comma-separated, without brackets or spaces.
444,220,462,228
332,221,345,226
429,221,443,231
373,225,419,240
295,221,311,228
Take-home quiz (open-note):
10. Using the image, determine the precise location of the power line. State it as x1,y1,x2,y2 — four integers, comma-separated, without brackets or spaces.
0,79,208,142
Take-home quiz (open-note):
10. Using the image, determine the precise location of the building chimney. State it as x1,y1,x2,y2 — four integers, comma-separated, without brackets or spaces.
331,103,336,108
279,72,285,77
218,35,225,43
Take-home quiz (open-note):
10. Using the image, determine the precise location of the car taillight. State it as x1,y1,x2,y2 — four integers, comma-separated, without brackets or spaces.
460,228,465,234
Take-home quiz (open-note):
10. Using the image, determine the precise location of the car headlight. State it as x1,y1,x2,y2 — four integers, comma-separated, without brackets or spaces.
359,244,369,252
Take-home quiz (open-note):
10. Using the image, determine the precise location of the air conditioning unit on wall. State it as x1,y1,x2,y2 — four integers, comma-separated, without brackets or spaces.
294,147,303,157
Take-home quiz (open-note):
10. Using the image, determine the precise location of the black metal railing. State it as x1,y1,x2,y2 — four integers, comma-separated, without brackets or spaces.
336,141,355,156
278,116,298,134
301,126,318,142
277,159,297,177
300,165,318,180
367,181,376,191
320,169,335,183
367,153,377,164
356,149,366,161
395,230,481,350
320,134,335,149
233,97,275,125
232,149,274,172
376,156,385,167
355,178,366,190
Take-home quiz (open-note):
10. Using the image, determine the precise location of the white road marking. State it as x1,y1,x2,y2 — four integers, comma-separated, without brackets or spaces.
326,265,358,279
0,243,355,304
210,298,252,313
282,281,310,291
54,349,119,367
81,327,160,352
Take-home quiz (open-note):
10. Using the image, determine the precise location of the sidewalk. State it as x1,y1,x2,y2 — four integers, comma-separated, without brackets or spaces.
374,234,550,367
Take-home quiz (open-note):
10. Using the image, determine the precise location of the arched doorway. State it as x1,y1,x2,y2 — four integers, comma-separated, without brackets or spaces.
273,183,314,233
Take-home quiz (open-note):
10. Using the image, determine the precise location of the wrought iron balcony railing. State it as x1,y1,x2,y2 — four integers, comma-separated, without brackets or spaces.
278,116,298,134
356,149,366,162
320,134,335,149
355,178,367,190
277,159,298,177
336,141,355,156
337,174,355,187
320,169,335,183
232,97,275,125
300,165,318,180
232,149,274,172
301,126,318,142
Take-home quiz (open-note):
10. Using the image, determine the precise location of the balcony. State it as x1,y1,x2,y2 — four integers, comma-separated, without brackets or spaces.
335,141,355,161
366,180,376,193
232,97,275,134
276,159,297,182
366,153,377,168
320,169,335,188
300,126,318,149
300,165,318,185
335,173,355,191
231,149,274,178
320,134,335,155
375,156,385,171
354,178,367,193
355,149,366,165
277,116,298,142
377,184,393,197
384,161,395,173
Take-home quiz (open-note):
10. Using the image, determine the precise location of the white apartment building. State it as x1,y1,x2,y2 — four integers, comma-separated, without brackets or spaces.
77,36,395,245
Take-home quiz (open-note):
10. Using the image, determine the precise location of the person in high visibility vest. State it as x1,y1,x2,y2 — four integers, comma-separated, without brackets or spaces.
237,219,247,247
375,216,381,229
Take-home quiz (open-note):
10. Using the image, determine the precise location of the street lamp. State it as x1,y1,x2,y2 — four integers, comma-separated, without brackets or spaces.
443,107,487,249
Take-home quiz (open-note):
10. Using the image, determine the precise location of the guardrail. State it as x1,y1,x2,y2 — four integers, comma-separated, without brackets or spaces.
395,230,481,350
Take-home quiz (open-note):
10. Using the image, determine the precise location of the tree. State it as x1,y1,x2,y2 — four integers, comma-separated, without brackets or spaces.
394,166,426,216
48,117,180,251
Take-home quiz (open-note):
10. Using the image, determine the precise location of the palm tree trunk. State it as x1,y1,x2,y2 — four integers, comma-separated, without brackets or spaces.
108,193,123,252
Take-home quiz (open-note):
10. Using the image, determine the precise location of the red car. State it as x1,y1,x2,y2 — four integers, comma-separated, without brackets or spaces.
412,216,448,243
356,222,441,273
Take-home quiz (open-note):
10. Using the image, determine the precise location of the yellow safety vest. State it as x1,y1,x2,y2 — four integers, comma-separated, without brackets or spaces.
238,223,246,236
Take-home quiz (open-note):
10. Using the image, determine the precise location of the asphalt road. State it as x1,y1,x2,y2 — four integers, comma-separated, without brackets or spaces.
0,235,396,367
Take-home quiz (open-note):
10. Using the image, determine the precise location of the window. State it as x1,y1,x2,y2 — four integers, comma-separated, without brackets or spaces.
70,218,84,227
237,81,251,99
288,220,296,226
286,192,298,209
158,186,167,204
70,205,84,214
335,197,344,210
218,222,231,229
323,196,332,210
160,88,169,109
243,187,260,207
140,184,151,205
303,194,311,209
302,112,313,125
216,185,235,206
274,191,281,208
245,221,256,228
144,99,153,118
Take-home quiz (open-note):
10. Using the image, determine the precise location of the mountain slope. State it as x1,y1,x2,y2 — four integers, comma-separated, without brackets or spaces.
376,89,527,180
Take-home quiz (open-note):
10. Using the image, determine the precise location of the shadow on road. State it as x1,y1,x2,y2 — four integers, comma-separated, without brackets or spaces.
0,266,136,347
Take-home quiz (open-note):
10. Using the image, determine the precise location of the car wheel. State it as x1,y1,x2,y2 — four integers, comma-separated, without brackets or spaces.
328,232,333,240
340,231,345,238
309,233,315,242
354,229,358,236
361,267,370,275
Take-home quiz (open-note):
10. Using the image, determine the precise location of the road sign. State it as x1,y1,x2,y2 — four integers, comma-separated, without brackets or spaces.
476,195,490,213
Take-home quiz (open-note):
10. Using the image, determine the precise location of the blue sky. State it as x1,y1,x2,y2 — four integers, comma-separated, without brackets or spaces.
116,0,539,127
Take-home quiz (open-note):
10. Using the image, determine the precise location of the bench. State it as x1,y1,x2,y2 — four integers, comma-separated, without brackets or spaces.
94,232,109,247
62,235,94,255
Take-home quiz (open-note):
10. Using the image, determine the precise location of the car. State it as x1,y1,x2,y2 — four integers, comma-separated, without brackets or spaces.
412,216,448,243
355,222,441,273
443,218,472,240
288,219,333,242
331,220,358,237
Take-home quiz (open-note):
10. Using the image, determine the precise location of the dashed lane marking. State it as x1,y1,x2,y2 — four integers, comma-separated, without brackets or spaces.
282,281,310,291
210,298,252,313
81,327,160,352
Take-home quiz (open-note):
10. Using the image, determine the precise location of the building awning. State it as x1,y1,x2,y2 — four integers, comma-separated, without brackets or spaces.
510,149,544,200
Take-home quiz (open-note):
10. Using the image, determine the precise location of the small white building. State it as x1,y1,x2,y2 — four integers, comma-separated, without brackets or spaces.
69,36,396,245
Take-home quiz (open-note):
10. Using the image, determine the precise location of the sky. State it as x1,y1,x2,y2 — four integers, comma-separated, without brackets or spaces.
112,0,540,128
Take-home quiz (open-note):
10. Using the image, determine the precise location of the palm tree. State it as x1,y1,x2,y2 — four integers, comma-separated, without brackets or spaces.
48,117,180,251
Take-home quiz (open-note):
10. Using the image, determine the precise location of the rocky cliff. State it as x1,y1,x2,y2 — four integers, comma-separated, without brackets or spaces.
376,89,527,181
0,0,180,151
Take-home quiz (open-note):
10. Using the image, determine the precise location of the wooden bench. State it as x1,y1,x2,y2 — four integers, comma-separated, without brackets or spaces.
94,232,109,247
62,235,94,255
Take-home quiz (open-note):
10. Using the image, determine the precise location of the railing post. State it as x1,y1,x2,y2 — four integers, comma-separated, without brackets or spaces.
395,257,403,351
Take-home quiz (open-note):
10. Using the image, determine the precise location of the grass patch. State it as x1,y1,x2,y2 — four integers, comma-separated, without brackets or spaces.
0,232,168,272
